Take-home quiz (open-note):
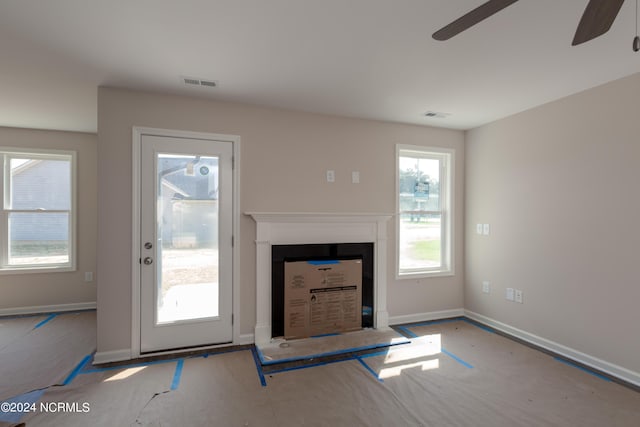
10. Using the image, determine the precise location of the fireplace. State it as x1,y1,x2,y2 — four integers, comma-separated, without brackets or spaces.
271,243,374,338
247,212,392,346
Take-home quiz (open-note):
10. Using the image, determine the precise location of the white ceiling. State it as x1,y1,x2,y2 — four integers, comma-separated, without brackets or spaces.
1,0,639,133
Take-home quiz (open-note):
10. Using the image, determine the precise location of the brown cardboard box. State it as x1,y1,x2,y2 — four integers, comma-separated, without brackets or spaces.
284,259,362,339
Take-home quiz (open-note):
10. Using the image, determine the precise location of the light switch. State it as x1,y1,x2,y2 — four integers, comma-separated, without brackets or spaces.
483,224,490,235
515,289,523,304
506,287,514,301
482,281,490,294
352,171,360,184
326,170,335,183
476,224,483,235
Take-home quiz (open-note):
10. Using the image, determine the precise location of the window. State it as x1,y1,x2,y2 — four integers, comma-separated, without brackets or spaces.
0,148,75,272
397,145,453,277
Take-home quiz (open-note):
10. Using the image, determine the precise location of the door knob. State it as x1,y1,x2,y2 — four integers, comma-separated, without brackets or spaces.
143,257,153,265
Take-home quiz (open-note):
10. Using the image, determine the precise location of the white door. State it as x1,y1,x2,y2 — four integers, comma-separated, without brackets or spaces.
140,134,233,353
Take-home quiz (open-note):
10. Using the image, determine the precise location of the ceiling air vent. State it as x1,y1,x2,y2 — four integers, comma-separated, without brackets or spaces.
182,76,218,88
424,111,451,119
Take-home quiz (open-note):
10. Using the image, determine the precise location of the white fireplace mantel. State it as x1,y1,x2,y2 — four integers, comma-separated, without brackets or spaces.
246,212,393,346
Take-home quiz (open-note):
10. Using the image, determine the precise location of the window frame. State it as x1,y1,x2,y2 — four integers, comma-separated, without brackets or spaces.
396,144,454,279
0,147,77,274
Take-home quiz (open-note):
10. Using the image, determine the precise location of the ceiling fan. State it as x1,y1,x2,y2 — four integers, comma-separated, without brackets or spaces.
432,0,635,48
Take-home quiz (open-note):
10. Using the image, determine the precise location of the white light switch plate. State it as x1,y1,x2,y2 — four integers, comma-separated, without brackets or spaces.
483,224,490,235
506,287,514,301
515,289,523,304
482,281,490,294
476,224,483,234
326,170,335,182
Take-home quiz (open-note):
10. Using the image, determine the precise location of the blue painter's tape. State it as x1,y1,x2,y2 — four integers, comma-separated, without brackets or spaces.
461,319,496,334
404,318,464,329
250,347,267,387
397,326,418,339
402,318,494,339
255,345,268,365
63,353,93,385
170,360,184,390
441,348,474,369
307,260,340,265
357,350,390,360
34,314,58,329
0,389,46,424
196,347,247,359
81,347,247,374
81,358,175,374
404,317,495,335
79,353,97,374
554,357,611,382
267,355,386,377
310,333,341,338
267,357,355,375
356,357,383,382
400,318,498,337
0,308,96,322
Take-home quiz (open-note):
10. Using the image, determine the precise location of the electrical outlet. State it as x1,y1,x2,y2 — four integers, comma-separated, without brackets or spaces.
351,171,360,184
326,170,335,182
482,281,490,294
84,272,93,282
506,287,514,301
515,289,523,304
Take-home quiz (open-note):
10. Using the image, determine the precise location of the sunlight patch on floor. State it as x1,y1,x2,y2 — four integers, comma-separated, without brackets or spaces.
103,366,147,382
379,358,440,379
384,334,441,364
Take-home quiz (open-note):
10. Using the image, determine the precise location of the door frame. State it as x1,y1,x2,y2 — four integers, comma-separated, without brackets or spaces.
131,126,241,358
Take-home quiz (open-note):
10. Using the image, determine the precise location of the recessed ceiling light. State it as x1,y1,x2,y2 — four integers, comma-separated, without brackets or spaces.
181,76,218,88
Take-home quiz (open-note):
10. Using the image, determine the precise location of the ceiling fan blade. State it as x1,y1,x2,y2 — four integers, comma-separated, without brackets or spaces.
572,0,625,46
432,0,520,41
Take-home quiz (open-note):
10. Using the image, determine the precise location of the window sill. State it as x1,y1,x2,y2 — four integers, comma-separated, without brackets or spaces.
396,270,455,280
0,265,75,275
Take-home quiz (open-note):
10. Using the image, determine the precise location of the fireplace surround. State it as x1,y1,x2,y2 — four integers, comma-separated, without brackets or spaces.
247,212,392,346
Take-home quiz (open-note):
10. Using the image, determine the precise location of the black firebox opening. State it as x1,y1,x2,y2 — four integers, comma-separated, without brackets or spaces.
271,243,374,338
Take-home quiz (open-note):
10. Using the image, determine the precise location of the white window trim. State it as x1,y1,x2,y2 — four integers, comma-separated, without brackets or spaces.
0,147,77,274
395,144,454,279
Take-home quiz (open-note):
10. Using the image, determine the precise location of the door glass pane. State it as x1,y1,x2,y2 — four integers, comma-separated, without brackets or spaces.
156,154,220,324
8,212,70,265
398,156,441,270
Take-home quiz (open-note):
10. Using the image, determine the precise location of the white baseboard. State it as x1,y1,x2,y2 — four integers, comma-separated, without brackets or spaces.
93,349,132,365
389,308,465,326
0,301,96,317
465,310,640,388
238,333,254,345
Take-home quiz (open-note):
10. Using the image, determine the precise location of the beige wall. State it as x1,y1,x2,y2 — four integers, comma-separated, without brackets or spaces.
97,87,465,354
0,126,97,311
465,72,640,374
